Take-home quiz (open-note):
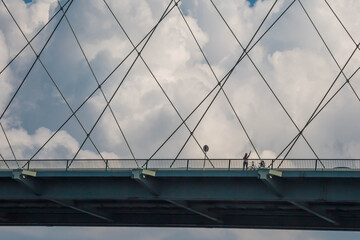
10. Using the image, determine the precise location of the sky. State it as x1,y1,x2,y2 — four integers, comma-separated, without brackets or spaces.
0,0,360,168
1,0,360,238
1,0,360,166
1,226,360,240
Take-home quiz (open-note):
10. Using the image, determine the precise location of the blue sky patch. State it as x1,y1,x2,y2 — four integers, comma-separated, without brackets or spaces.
247,0,258,7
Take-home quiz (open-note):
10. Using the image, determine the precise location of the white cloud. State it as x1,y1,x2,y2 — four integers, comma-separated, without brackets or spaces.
1,0,360,170
0,32,14,111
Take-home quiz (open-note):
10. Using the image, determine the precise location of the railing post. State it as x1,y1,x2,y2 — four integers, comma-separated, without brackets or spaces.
66,160,69,171
105,160,109,171
186,159,189,170
228,159,231,171
145,161,148,169
315,159,318,171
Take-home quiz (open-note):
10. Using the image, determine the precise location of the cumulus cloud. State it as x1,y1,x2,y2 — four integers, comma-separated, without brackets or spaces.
0,0,360,171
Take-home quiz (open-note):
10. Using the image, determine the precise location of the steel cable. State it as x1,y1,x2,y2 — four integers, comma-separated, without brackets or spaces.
57,0,138,168
209,0,320,160
169,0,280,166
0,0,75,120
0,0,71,76
174,1,261,160
66,0,176,168
0,122,18,168
103,0,213,167
21,0,180,168
144,0,296,167
275,44,360,167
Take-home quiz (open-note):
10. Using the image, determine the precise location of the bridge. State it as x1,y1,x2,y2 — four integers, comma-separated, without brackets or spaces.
1,0,360,231
1,159,360,230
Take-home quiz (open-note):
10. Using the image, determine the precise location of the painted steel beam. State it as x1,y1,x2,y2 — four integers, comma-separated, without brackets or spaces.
2,170,360,202
258,169,283,197
49,199,112,222
11,169,112,223
12,169,42,195
132,169,159,196
131,169,222,223
167,200,222,223
289,201,338,225
1,169,360,229
259,169,343,225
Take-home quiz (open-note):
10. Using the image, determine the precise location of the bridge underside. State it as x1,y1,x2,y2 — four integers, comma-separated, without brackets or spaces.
2,199,360,230
1,169,360,230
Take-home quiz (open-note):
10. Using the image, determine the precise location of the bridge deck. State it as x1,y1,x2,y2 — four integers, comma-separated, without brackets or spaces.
1,168,360,230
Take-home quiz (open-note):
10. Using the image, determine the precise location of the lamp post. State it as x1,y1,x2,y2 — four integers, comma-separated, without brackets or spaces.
203,145,209,169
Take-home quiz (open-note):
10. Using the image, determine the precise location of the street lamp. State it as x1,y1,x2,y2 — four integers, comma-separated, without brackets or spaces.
203,145,209,169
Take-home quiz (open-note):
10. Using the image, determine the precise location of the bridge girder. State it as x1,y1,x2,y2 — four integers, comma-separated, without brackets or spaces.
0,169,360,230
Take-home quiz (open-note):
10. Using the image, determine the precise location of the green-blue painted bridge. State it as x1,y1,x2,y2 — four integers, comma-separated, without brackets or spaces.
1,159,360,230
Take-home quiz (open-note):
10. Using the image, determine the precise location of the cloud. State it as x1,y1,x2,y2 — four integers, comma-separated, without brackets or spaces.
0,32,14,111
1,0,360,172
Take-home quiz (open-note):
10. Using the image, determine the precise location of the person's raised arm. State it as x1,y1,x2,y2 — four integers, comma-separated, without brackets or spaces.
249,150,252,157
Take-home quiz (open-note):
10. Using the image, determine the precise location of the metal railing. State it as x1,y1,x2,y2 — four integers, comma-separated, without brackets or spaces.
1,158,360,171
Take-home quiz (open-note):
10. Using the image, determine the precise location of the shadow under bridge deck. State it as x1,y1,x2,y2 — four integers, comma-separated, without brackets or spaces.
1,168,360,230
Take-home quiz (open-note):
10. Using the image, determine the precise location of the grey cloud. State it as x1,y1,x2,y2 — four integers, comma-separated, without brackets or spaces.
1,0,360,164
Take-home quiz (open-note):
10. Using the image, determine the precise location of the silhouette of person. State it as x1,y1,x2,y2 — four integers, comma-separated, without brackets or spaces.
243,150,251,170
259,160,265,168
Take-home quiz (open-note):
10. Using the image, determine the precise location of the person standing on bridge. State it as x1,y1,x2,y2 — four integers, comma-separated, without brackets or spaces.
243,150,251,170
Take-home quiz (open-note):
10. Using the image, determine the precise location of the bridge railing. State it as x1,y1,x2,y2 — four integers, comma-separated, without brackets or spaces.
1,159,360,171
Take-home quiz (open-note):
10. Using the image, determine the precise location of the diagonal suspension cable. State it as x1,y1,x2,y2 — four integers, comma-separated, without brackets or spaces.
279,43,359,161
57,0,137,168
103,0,214,167
209,0,320,161
104,0,207,165
6,0,356,169
0,0,71,76
324,0,359,47
22,0,180,168
144,0,296,167
274,43,360,167
270,0,360,167
170,0,280,166
66,0,176,169
1,0,109,168
347,74,360,102
0,152,10,169
296,0,360,167
307,67,360,123
321,0,360,102
174,1,261,159
278,49,359,165
299,0,360,102
0,0,74,120
273,65,360,168
0,122,19,168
